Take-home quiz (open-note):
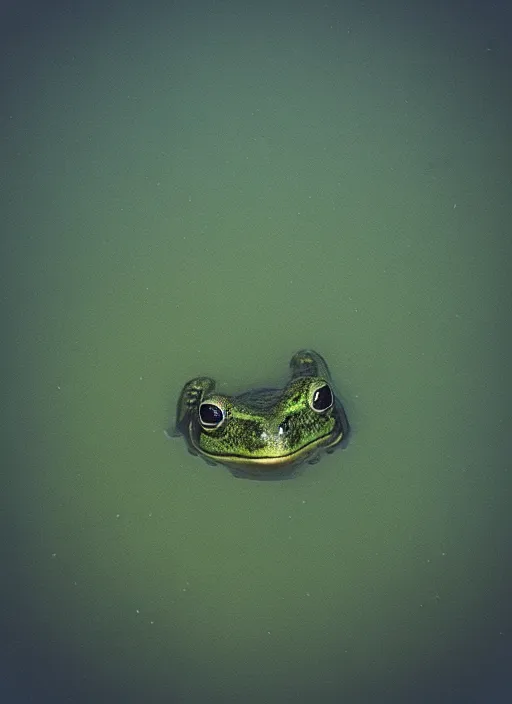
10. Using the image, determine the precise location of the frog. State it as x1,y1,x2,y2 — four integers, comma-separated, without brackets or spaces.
172,349,349,479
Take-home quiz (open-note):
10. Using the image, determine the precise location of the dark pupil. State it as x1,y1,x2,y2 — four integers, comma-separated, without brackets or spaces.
312,385,333,412
199,403,224,427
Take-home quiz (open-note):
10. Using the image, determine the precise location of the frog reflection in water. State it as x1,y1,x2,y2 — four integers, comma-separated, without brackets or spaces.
172,350,350,479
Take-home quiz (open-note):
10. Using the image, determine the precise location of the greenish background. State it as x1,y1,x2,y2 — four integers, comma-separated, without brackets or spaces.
2,1,511,702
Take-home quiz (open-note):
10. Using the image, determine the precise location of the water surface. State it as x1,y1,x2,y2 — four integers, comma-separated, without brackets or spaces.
2,2,511,703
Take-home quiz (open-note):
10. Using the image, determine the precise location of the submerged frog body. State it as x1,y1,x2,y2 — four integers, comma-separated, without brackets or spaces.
173,350,349,479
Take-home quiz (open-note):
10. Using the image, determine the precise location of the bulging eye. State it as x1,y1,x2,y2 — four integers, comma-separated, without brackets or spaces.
199,403,224,428
311,384,333,412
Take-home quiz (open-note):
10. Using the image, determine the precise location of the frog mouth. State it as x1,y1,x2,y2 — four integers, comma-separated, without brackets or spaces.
202,428,344,468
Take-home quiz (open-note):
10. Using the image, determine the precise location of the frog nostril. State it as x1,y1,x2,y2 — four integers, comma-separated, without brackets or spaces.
279,415,292,434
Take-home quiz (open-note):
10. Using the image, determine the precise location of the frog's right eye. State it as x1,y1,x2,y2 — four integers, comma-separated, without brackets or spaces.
199,402,225,428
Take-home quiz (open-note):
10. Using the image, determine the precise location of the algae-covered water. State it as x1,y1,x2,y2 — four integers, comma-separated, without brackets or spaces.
2,2,511,703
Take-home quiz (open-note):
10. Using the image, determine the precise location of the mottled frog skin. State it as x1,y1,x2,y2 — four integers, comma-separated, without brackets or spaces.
173,350,349,479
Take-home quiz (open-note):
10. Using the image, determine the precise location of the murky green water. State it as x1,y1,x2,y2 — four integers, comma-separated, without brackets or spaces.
2,2,511,703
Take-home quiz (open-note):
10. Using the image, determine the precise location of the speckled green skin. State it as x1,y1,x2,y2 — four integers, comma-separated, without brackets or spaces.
173,350,349,478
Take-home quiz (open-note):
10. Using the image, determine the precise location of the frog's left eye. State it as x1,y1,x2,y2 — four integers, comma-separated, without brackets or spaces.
199,402,225,428
311,384,334,413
